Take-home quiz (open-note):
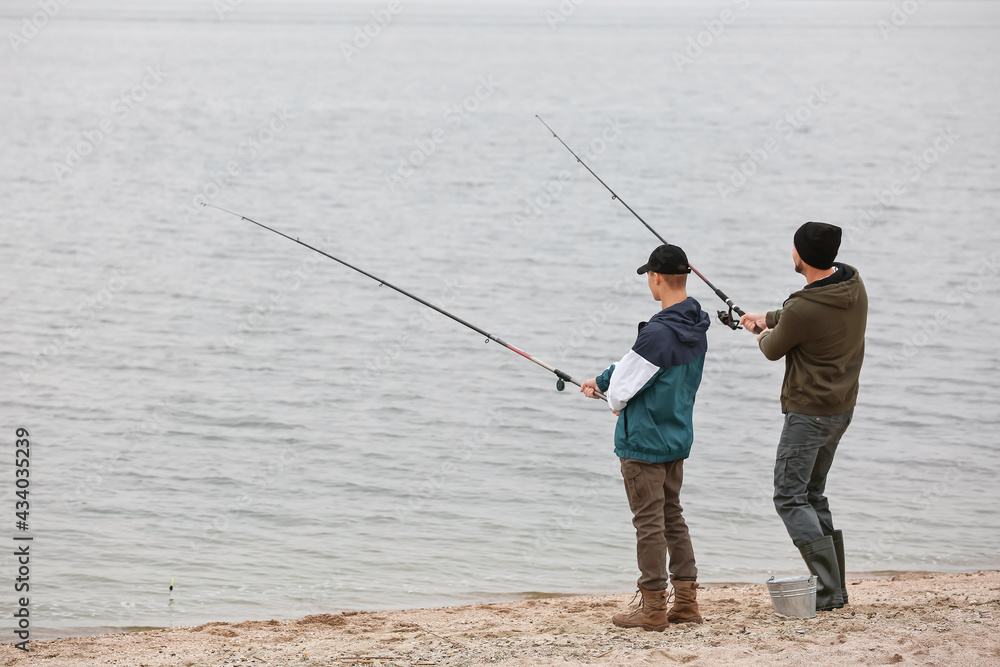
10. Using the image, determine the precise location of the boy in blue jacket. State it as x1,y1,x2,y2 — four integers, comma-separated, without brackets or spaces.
581,244,710,631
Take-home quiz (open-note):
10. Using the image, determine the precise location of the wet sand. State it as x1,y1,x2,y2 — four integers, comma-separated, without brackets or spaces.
4,571,997,666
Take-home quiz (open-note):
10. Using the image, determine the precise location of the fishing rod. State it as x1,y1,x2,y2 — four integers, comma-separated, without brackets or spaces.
535,115,762,334
203,203,606,401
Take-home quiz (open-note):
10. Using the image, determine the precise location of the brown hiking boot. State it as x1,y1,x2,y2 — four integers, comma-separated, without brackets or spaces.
612,586,669,631
667,580,704,624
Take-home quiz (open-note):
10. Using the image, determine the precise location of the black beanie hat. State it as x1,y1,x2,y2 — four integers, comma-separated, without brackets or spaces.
794,222,842,270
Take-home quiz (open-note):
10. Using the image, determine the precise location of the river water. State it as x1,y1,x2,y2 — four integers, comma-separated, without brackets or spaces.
1,0,998,638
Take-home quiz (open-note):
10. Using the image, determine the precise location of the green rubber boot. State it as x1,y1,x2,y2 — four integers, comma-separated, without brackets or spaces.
798,535,845,611
830,530,848,605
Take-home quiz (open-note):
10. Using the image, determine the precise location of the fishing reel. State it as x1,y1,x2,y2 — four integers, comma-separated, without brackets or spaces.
719,306,766,334
717,306,743,331
555,370,572,392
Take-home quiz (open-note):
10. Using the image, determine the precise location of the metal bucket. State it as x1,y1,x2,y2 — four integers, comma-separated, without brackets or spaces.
767,575,816,619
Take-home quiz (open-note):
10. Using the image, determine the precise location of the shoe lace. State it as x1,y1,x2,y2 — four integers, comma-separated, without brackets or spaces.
625,587,671,619
624,589,644,619
627,589,641,608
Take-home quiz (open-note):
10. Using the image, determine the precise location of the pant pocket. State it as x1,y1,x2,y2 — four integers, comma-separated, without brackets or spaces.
777,413,828,460
773,456,788,489
620,459,644,512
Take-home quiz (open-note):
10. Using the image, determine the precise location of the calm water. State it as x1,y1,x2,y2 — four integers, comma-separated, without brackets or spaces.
1,0,998,638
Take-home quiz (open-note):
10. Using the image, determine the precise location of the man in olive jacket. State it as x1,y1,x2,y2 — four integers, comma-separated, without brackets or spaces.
741,221,867,612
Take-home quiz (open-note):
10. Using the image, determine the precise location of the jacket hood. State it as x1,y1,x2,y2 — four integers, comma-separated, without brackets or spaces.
633,297,710,369
792,264,863,310
651,296,711,344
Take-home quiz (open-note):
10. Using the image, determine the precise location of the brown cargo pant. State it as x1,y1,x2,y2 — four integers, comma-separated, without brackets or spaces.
620,458,697,591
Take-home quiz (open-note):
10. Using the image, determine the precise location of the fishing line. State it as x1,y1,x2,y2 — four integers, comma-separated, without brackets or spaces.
536,115,762,333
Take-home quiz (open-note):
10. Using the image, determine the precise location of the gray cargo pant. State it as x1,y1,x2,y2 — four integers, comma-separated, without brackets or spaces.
773,409,854,547
620,458,697,591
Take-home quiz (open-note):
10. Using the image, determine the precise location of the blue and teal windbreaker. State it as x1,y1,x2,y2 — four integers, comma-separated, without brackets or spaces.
596,297,710,463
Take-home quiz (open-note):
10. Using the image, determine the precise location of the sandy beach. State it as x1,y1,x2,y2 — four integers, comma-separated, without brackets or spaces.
4,571,997,666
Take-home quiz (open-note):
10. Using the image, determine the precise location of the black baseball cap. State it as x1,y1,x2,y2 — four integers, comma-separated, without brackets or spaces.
637,244,691,275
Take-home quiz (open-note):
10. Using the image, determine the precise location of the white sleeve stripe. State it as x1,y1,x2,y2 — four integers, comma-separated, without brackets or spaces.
606,349,660,413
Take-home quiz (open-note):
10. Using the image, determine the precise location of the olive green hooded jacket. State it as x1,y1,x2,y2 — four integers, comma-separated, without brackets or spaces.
759,263,868,415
